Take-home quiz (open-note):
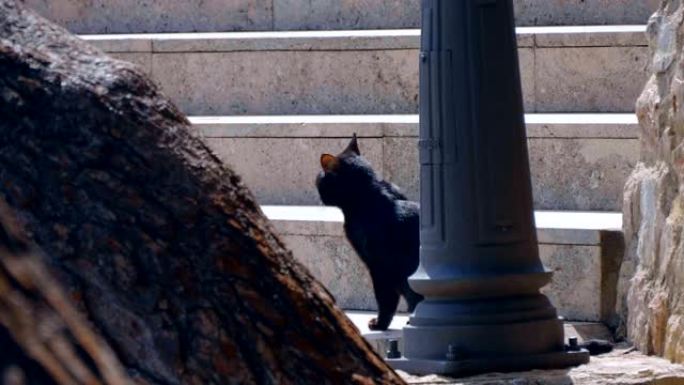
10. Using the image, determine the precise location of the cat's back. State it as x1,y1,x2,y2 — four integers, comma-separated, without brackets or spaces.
395,199,419,223
392,199,420,251
342,198,419,267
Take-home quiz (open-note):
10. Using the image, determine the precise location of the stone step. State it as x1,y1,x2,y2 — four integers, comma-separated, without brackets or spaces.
27,0,658,34
263,205,624,323
194,113,638,211
84,26,650,116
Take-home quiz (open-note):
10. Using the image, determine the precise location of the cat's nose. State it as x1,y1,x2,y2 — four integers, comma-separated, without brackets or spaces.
315,171,324,187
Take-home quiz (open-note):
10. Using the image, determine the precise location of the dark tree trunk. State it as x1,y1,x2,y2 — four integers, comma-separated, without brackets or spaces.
0,1,405,384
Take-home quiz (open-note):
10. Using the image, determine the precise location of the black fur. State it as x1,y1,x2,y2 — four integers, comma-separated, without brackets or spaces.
316,135,423,330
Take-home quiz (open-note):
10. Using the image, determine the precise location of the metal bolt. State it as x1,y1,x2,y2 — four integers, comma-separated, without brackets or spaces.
386,339,401,359
568,337,579,351
446,344,462,361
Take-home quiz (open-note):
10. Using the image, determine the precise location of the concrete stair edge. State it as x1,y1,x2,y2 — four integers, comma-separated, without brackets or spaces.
262,205,623,245
190,113,640,139
80,25,648,53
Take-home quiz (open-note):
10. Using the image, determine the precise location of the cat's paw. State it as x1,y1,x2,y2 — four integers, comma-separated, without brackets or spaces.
368,317,389,331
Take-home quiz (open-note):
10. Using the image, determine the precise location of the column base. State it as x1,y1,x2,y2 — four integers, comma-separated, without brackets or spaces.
388,294,590,376
387,349,589,376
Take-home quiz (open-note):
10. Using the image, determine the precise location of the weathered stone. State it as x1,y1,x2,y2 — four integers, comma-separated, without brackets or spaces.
281,234,378,311
149,49,419,115
82,29,646,115
540,245,601,322
275,1,657,30
206,137,384,205
25,0,273,33
519,48,536,110
272,0,421,31
528,138,639,211
516,0,659,26
536,47,650,112
616,0,684,364
26,0,657,33
399,347,684,385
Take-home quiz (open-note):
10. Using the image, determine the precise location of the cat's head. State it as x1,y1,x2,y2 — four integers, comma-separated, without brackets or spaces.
315,134,377,207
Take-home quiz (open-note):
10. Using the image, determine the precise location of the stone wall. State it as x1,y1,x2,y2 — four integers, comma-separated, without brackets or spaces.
618,0,684,362
24,0,658,33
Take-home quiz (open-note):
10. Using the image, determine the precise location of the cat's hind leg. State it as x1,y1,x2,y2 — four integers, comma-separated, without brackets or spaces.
400,280,424,313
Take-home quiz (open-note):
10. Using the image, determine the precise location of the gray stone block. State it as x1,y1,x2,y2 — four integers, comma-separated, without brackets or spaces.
89,29,647,115
383,137,419,204
536,46,650,112
149,30,422,52
205,138,384,205
514,0,659,26
26,0,273,33
150,49,419,115
191,116,394,138
281,234,378,310
519,48,536,111
540,244,601,321
273,0,421,31
528,138,639,211
27,0,657,33
275,0,659,31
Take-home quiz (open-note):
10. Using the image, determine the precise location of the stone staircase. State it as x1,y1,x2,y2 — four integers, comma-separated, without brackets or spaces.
28,0,657,324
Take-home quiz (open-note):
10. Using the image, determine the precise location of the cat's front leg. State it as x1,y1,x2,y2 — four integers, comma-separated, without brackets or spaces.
368,272,400,331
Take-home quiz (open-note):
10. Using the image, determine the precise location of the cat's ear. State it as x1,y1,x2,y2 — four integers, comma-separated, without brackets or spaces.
320,154,339,172
342,133,360,156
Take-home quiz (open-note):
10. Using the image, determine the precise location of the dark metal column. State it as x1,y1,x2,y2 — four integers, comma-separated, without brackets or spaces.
387,0,589,375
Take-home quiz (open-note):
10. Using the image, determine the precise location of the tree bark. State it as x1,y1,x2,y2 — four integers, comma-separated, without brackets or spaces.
0,1,405,384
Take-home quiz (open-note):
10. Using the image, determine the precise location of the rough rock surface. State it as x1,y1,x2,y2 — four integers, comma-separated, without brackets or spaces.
399,347,684,385
617,0,684,362
0,200,132,385
0,1,404,384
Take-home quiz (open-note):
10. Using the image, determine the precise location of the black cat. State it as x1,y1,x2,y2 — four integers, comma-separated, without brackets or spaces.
316,134,423,330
